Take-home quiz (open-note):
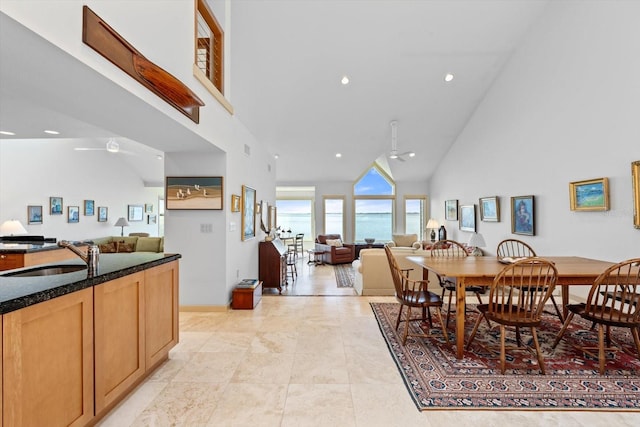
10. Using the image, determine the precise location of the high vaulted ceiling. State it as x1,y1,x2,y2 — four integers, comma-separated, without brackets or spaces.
0,1,549,184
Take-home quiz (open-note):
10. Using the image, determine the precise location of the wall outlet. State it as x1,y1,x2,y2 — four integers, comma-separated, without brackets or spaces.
200,223,213,233
236,269,239,278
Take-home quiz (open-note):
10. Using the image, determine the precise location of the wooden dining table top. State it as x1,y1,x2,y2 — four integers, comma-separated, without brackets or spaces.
406,255,615,283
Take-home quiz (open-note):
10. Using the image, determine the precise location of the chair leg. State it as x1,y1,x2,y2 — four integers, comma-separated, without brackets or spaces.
466,312,484,350
552,312,575,348
402,306,412,345
444,289,454,328
632,327,640,361
549,294,564,323
598,323,606,375
530,326,545,375
395,304,404,331
433,307,449,344
499,324,506,374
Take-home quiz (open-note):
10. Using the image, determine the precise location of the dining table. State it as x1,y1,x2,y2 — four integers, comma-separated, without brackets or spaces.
406,255,615,359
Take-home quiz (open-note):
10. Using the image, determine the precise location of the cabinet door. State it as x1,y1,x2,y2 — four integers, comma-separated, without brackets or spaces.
144,260,179,369
94,272,145,414
3,288,94,427
0,253,23,271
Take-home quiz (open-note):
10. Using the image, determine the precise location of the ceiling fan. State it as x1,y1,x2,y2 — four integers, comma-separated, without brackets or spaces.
388,120,415,162
74,138,135,155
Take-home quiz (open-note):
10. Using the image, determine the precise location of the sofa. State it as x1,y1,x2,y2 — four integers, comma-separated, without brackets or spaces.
314,234,355,264
88,236,164,253
385,233,421,249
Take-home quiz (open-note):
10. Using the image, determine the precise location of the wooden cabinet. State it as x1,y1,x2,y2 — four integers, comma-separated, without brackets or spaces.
0,248,76,271
3,288,94,427
232,282,263,309
94,272,145,415
144,261,179,370
259,240,286,293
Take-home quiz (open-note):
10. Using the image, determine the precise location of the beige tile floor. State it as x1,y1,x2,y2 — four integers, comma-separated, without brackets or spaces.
98,255,640,427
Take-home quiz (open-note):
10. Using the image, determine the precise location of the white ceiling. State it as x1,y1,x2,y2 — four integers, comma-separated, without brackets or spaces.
0,1,549,184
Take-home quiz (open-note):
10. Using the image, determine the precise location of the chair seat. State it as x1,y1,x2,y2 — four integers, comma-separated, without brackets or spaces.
441,279,486,294
566,303,640,328
400,290,442,307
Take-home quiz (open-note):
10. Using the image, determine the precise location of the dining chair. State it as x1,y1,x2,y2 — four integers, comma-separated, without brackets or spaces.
496,239,563,322
431,239,487,328
551,258,640,374
293,233,304,258
466,257,558,374
384,246,449,345
285,247,297,283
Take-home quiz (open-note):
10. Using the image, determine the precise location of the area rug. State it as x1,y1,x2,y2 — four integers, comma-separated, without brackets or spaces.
371,302,640,411
334,264,355,288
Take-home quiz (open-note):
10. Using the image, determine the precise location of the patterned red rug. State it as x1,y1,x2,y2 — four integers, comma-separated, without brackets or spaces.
371,302,640,410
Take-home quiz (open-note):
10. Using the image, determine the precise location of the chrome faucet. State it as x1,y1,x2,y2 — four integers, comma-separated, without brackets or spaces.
58,240,99,275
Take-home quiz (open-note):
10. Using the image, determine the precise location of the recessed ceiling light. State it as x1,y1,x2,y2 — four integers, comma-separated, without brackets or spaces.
335,153,342,158
156,155,163,160
444,73,454,82
341,76,350,85
44,129,60,135
0,131,16,136
274,154,279,159
409,152,416,157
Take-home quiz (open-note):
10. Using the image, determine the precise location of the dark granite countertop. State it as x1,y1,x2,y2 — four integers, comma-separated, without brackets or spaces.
0,252,181,314
0,242,66,253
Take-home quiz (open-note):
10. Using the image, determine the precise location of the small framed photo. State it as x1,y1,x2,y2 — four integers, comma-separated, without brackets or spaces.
269,205,277,230
511,195,535,236
27,205,43,224
97,206,108,222
84,199,95,216
128,204,144,221
479,196,500,222
569,177,609,211
68,206,80,223
50,196,63,215
231,194,240,212
145,203,153,213
241,185,256,241
148,214,157,224
459,204,476,232
445,199,458,221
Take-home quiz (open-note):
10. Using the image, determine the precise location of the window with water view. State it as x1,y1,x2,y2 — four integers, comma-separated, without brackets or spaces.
353,166,395,242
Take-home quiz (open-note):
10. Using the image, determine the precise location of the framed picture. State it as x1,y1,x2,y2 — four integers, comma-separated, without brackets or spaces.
128,204,144,221
68,206,80,223
148,214,157,224
241,185,256,241
231,194,240,212
511,195,535,236
459,204,476,232
145,203,153,213
50,196,63,215
445,199,458,221
259,200,269,232
97,206,108,222
166,176,223,210
569,177,610,211
269,205,277,230
633,161,640,229
479,196,500,222
84,199,95,216
27,205,43,224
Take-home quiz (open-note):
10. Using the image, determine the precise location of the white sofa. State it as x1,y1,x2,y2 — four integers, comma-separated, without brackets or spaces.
353,247,442,296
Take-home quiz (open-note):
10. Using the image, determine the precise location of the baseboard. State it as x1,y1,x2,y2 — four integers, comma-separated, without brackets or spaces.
179,305,229,312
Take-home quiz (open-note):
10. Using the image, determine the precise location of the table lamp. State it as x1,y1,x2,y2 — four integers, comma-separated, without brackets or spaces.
114,217,130,237
426,219,439,242
0,219,28,236
468,232,486,256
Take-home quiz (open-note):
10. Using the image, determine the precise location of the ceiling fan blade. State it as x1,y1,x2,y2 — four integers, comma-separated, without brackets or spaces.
74,147,105,151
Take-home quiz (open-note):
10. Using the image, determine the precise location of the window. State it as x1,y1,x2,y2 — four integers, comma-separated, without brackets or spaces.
196,0,224,94
323,196,345,236
275,199,313,240
405,196,427,240
353,165,395,242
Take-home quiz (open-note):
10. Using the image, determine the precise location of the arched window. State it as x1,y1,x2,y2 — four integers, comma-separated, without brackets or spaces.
353,165,395,242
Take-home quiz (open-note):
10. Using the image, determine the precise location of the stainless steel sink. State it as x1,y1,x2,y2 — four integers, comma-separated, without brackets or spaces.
1,264,88,277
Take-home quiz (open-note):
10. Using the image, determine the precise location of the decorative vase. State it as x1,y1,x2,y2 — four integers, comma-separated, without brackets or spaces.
438,225,447,241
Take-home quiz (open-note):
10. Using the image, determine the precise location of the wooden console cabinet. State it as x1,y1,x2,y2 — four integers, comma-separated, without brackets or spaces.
0,248,77,271
259,241,286,293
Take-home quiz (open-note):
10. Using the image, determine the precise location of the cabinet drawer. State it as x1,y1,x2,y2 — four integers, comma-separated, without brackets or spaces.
0,254,24,271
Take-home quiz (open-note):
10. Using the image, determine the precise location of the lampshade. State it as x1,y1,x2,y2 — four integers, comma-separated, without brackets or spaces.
114,217,129,227
426,219,439,229
468,233,486,248
0,219,28,236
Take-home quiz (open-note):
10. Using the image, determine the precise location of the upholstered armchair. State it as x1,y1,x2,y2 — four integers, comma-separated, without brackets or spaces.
315,234,355,264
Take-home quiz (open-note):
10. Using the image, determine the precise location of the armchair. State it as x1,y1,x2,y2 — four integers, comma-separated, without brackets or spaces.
315,234,355,264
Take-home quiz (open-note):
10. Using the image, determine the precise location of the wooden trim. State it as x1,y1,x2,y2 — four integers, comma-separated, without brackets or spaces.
82,6,204,123
193,64,234,114
180,304,229,312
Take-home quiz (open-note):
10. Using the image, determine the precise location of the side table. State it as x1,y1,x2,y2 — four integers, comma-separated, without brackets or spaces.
307,249,325,266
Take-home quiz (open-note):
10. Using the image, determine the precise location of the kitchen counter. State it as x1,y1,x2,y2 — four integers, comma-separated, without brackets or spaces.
0,242,63,253
0,252,181,314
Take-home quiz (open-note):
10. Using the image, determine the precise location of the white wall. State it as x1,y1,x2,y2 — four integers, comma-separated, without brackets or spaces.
0,139,162,240
430,1,640,264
